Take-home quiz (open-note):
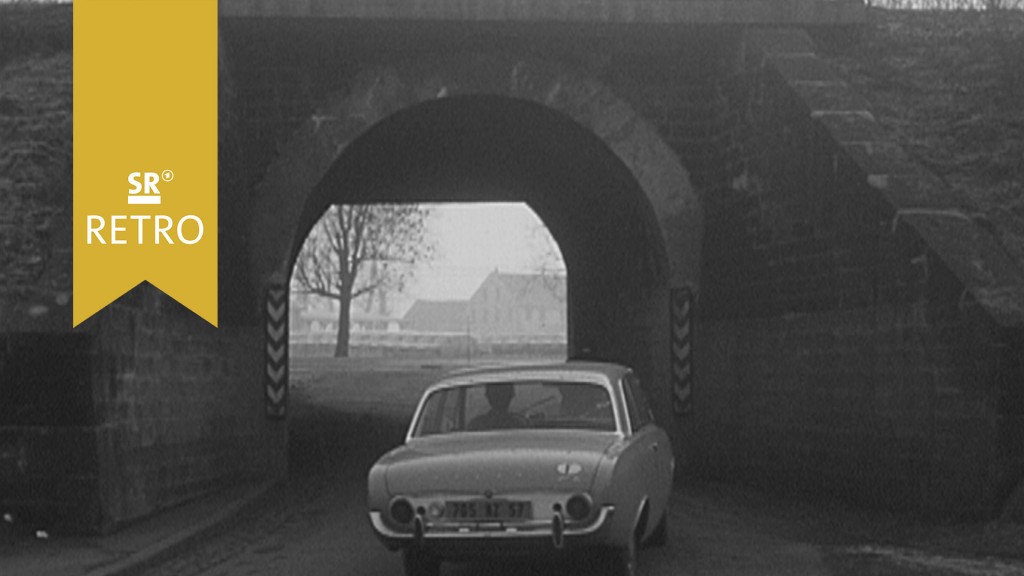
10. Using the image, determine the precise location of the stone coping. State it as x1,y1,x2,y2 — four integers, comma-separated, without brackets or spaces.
220,0,866,26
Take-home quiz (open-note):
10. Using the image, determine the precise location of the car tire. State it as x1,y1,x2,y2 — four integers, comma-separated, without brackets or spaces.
402,548,440,576
647,511,668,548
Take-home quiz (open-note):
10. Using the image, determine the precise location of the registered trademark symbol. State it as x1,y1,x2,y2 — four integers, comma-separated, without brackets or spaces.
161,170,174,182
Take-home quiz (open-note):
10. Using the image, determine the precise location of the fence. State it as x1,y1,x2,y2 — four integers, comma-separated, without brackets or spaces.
290,331,567,359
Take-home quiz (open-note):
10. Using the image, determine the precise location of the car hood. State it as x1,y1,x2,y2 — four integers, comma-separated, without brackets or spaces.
382,431,617,496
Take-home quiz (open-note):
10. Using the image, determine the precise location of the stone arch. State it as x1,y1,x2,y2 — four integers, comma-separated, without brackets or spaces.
249,55,703,445
249,55,701,293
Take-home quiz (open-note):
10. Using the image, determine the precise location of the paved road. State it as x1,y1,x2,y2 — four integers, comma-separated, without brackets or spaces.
140,359,1024,576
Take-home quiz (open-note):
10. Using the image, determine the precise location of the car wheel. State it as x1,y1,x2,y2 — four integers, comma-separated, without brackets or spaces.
647,510,668,548
402,547,440,576
607,532,638,576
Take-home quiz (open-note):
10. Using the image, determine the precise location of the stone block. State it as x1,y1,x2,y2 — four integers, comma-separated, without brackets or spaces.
767,53,843,83
841,141,917,178
790,79,871,113
812,110,887,144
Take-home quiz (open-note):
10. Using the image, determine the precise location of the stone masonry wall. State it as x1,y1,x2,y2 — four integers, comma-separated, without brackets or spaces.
687,28,1024,517
85,284,283,532
1,12,285,532
1,285,283,534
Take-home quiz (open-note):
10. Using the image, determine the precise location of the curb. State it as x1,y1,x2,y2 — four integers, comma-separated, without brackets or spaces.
84,481,279,576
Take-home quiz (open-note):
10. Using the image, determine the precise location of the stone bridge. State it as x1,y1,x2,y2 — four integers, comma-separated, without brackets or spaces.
3,0,1024,533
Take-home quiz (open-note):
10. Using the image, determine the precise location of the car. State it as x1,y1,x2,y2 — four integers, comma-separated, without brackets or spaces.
367,361,674,576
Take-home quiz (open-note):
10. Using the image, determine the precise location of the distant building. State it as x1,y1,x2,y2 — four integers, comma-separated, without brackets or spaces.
402,271,566,337
401,300,468,333
292,271,566,357
290,292,401,340
468,270,566,336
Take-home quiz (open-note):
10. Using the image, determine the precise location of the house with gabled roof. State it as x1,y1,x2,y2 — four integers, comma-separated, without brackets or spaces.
466,270,566,337
401,299,468,334
399,270,567,339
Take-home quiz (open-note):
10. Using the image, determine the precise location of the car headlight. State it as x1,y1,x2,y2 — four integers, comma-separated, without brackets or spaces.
565,493,593,521
389,497,414,525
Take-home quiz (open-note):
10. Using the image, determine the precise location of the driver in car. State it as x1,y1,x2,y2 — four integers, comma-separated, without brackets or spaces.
468,384,526,430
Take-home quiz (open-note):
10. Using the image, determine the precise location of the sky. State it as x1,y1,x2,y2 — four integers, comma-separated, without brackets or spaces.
404,203,564,305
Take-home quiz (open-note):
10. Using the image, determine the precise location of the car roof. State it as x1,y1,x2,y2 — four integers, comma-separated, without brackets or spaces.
435,360,631,387
408,361,634,441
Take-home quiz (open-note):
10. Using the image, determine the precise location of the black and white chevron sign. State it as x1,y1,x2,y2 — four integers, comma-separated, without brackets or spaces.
265,286,288,419
671,287,693,415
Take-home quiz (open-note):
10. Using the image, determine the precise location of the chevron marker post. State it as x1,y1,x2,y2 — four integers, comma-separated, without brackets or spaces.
671,287,693,415
265,286,288,419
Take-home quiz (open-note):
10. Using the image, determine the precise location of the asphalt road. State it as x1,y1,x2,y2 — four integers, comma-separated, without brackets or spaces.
139,358,1024,576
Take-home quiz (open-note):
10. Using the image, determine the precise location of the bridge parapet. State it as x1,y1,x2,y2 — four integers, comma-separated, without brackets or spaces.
220,0,865,25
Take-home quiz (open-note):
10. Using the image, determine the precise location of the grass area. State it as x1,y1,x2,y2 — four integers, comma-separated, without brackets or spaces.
0,3,71,68
821,8,1024,264
0,6,71,328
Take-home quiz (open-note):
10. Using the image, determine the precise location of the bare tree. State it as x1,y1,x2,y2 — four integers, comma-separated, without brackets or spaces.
528,223,567,301
293,204,433,357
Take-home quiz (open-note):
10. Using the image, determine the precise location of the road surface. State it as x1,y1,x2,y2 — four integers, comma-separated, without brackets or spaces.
140,358,1024,576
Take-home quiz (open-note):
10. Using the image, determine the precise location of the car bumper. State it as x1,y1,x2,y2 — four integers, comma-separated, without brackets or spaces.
368,505,615,556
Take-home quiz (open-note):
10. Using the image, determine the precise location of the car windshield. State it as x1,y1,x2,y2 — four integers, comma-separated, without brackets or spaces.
412,380,616,437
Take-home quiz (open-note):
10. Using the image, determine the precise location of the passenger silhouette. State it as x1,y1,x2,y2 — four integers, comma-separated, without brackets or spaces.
468,384,526,430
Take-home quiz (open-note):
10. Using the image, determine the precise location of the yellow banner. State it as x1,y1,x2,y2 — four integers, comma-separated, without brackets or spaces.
74,0,218,327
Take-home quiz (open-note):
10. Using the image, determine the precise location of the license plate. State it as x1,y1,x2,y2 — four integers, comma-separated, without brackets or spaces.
444,499,532,521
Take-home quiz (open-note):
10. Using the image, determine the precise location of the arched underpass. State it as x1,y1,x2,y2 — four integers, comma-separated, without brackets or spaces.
265,88,704,571
256,88,703,460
